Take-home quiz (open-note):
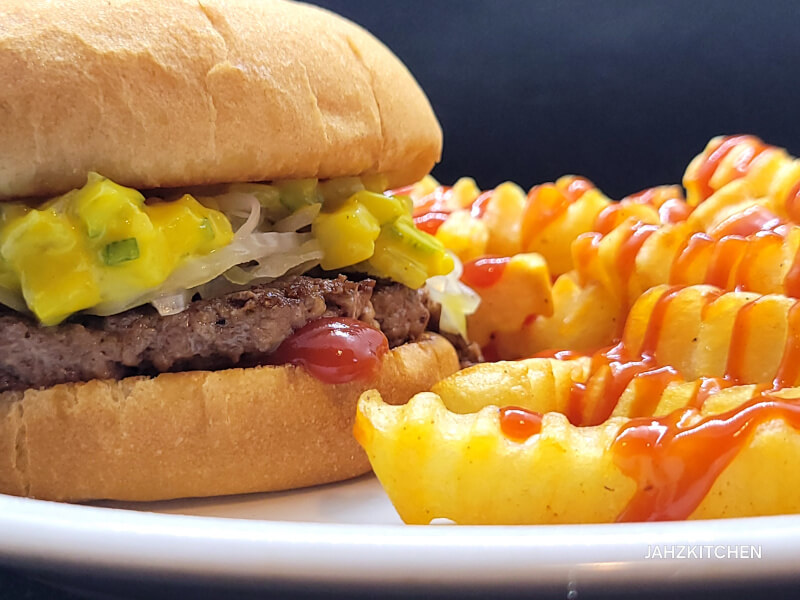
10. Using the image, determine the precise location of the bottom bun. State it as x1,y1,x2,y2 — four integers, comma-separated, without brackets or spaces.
0,333,459,502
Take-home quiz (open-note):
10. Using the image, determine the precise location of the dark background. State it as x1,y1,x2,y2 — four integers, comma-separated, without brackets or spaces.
5,1,800,598
315,0,800,199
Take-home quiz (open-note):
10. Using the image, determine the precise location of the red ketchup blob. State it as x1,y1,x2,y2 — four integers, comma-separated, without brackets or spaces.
268,317,389,384
499,406,543,441
461,256,510,288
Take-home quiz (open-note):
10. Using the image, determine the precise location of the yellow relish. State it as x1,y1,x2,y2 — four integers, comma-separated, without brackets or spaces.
0,173,233,325
0,173,454,326
311,187,454,287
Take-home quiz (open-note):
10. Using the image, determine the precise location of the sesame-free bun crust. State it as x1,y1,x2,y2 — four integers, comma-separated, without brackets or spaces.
0,334,459,502
0,0,442,200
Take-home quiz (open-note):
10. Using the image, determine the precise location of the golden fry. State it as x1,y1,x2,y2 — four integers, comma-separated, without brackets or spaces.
465,253,554,347
355,387,800,524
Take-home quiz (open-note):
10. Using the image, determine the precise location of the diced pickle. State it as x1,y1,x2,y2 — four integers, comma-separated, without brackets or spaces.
313,197,381,269
227,183,287,222
360,174,389,193
0,208,100,325
352,191,410,225
319,177,365,208
395,194,414,214
146,194,233,257
366,217,454,289
70,173,147,239
0,170,450,325
276,178,322,211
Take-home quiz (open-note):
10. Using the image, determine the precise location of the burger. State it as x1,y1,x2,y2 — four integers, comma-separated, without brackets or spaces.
0,0,479,501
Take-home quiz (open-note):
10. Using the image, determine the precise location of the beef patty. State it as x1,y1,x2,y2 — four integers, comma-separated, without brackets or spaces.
0,275,434,393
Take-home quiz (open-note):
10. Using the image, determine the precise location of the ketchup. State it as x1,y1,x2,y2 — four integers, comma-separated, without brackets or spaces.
658,198,692,224
521,178,593,248
470,190,494,219
688,135,767,203
497,282,800,520
409,186,497,234
413,212,449,235
670,233,713,285
612,394,800,522
412,186,453,218
461,256,510,288
499,406,543,441
773,301,800,388
268,317,389,384
709,205,784,239
617,223,657,292
593,203,625,235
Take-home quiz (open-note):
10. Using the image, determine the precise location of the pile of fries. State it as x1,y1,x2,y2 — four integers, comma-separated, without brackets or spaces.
356,135,800,524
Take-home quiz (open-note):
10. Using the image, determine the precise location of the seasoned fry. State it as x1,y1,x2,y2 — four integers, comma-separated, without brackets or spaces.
355,386,800,524
621,284,799,385
683,135,799,211
492,273,622,358
461,253,554,347
431,356,590,415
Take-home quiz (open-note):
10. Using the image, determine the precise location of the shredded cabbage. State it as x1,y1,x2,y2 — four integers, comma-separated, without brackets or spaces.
424,254,480,337
88,191,326,317
150,291,192,316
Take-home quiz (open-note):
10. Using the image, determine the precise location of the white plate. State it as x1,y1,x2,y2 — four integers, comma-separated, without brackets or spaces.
1,474,800,594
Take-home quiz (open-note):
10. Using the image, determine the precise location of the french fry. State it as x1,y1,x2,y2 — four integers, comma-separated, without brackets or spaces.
434,210,489,262
431,357,591,415
355,387,800,524
481,182,527,256
493,273,623,358
521,181,613,276
621,284,797,384
464,253,554,348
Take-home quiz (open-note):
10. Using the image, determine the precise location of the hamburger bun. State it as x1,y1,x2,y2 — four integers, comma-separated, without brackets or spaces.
0,0,466,502
0,334,459,502
0,0,442,199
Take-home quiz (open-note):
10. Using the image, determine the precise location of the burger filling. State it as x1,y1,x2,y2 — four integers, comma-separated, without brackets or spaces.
0,174,481,392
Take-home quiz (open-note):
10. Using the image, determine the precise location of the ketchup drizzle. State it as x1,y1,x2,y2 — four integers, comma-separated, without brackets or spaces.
613,394,800,522
688,135,767,203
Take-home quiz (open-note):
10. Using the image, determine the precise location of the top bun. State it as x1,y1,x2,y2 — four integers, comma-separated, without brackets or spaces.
0,0,442,200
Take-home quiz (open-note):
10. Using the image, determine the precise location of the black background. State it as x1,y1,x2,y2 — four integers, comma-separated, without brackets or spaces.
316,0,800,198
5,1,800,598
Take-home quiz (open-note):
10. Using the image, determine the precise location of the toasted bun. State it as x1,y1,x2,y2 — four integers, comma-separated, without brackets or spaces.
0,334,459,502
0,0,442,200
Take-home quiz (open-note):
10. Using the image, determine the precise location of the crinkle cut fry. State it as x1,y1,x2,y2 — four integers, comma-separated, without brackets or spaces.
683,135,800,217
355,384,800,524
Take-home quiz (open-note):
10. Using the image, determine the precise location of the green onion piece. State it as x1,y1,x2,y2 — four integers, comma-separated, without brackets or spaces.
102,238,140,266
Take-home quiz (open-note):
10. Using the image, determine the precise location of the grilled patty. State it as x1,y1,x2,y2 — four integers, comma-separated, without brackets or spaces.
0,275,434,393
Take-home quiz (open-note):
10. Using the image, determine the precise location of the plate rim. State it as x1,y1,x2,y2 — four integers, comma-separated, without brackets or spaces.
2,491,800,590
